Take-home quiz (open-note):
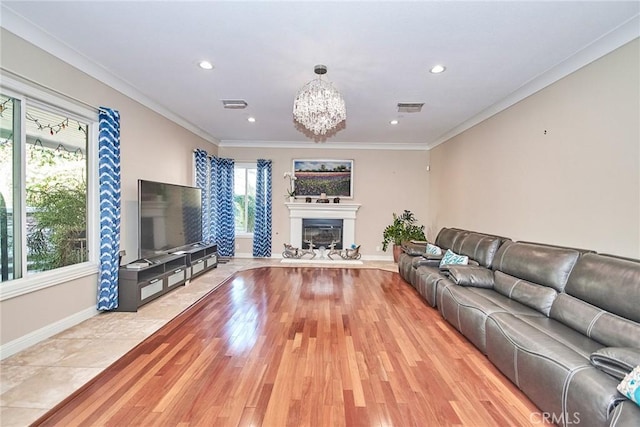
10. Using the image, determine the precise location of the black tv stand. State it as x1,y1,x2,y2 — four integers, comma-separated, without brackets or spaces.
116,243,217,312
116,253,188,312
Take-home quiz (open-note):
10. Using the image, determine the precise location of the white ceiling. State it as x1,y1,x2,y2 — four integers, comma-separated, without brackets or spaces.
1,1,639,149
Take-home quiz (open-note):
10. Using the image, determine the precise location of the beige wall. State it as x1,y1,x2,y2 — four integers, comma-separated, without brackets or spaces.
0,30,216,346
429,39,640,258
2,26,638,351
218,146,430,257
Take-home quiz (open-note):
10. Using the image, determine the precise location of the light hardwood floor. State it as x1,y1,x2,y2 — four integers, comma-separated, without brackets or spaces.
18,264,548,426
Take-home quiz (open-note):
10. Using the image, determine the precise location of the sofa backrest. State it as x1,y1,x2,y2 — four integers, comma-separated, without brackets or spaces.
491,241,580,292
549,253,640,348
434,228,469,251
455,233,505,269
564,253,640,321
434,228,508,268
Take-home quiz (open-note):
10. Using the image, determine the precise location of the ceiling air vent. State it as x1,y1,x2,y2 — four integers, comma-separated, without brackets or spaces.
222,100,248,109
397,102,424,113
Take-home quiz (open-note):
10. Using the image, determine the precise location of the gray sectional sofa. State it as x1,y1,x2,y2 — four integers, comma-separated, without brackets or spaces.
398,228,640,427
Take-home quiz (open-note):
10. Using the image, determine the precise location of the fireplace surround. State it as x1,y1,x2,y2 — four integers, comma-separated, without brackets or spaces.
285,202,361,250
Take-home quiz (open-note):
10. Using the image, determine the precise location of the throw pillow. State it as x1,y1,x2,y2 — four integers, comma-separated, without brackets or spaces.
439,249,469,268
617,365,640,407
426,243,442,256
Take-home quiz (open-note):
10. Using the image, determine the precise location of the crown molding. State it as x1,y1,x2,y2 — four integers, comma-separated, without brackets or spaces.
0,5,220,146
427,15,640,150
3,4,636,153
218,139,429,151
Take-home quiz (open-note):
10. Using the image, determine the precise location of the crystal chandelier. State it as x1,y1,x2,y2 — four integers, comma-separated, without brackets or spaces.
293,65,346,136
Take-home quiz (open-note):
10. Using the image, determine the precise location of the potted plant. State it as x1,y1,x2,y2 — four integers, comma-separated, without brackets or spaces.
283,171,297,202
381,210,426,262
285,188,296,203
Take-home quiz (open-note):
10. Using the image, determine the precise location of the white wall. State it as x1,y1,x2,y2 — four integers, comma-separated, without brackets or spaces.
0,30,217,349
218,146,430,258
429,39,640,258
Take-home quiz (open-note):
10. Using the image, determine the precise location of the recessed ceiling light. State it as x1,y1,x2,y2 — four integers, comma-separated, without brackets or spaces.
390,119,399,125
198,60,213,70
430,64,446,74
247,117,256,123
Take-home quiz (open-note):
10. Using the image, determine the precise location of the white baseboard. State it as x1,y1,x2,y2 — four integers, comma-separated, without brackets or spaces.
1,306,99,360
233,252,256,259
361,254,394,261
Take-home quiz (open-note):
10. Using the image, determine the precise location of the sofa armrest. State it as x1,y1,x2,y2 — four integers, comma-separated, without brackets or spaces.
590,347,640,380
402,242,428,256
412,257,441,269
447,265,494,288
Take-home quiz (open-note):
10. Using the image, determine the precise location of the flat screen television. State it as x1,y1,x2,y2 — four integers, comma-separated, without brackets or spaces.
138,180,202,259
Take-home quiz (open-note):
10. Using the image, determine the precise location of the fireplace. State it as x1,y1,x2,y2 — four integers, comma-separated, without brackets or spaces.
285,202,361,252
302,219,343,249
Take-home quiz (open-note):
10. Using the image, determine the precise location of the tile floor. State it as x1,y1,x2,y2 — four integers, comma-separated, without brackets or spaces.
0,258,397,426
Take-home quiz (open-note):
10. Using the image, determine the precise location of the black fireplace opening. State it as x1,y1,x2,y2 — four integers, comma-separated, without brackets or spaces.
302,219,343,249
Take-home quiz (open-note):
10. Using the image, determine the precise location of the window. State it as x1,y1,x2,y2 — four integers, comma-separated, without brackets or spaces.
233,163,256,235
0,80,97,293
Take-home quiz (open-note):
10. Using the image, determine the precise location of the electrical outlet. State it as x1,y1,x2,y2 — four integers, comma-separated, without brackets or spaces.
376,246,381,252
235,243,240,250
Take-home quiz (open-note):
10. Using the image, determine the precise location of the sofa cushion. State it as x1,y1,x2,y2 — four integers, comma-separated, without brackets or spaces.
550,293,640,349
564,253,640,323
591,348,640,380
443,287,544,318
493,313,606,359
487,312,596,369
439,286,543,353
492,242,580,292
493,271,558,316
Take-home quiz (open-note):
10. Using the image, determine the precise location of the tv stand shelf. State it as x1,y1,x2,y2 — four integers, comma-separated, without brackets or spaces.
117,253,188,312
116,243,218,312
179,243,218,279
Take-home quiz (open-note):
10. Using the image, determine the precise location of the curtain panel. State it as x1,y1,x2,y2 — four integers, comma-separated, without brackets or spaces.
214,157,235,256
194,149,212,244
253,159,272,257
193,152,235,257
97,107,121,311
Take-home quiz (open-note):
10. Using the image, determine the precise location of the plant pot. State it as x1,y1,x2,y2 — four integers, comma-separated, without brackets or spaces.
288,196,295,203
392,244,403,263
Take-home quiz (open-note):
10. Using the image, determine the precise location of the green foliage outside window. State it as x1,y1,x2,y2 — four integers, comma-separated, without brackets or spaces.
27,179,87,271
234,194,255,233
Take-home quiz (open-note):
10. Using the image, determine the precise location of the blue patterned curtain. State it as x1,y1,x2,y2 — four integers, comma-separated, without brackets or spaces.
253,159,272,257
97,107,121,311
194,149,212,243
192,152,235,256
213,157,235,256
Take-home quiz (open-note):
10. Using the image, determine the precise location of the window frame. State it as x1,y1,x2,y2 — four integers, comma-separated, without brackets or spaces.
0,76,99,301
234,162,257,238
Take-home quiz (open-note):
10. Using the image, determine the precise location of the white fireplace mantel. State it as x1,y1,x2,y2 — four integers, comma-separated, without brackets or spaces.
285,202,361,247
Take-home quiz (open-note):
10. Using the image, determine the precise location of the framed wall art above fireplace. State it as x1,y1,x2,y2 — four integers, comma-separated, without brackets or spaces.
293,159,354,198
